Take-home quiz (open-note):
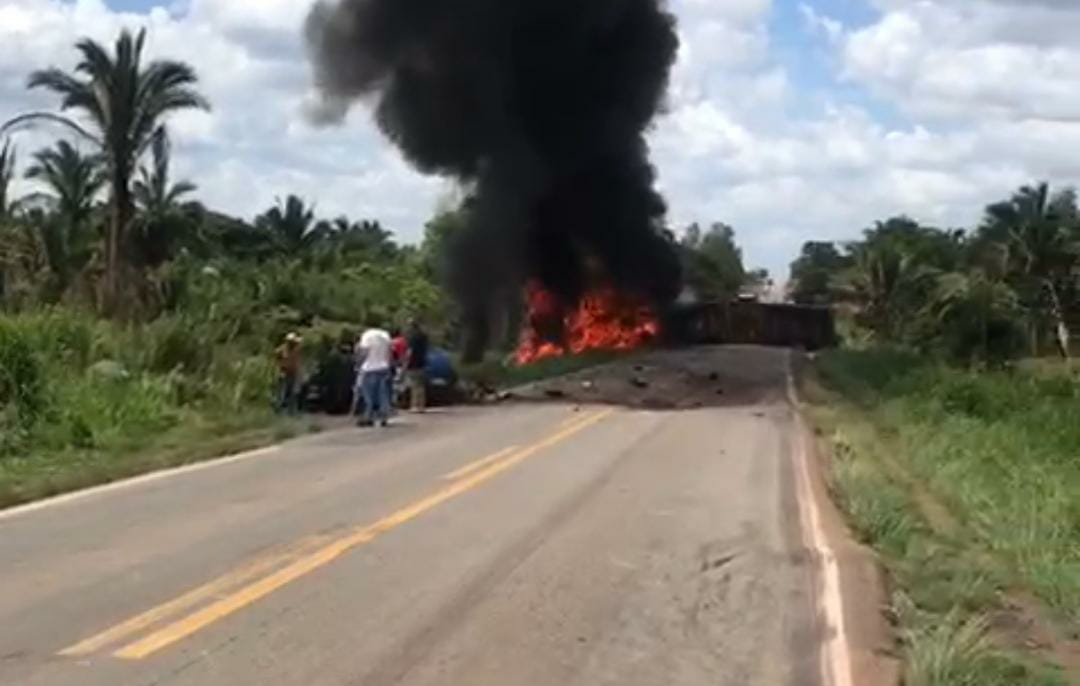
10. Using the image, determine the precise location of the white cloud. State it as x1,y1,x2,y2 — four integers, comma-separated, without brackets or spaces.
843,0,1080,122
799,3,843,45
658,0,1080,276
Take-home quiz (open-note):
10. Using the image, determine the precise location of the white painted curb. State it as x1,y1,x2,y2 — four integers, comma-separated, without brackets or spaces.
786,349,854,686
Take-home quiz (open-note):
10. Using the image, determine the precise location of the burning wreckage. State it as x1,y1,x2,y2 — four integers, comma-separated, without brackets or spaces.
305,0,834,362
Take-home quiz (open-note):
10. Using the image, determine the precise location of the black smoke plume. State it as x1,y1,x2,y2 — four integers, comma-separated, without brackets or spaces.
305,0,683,357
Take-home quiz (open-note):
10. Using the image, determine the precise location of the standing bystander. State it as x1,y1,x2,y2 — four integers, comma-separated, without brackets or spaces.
355,322,393,427
275,332,303,414
405,320,430,412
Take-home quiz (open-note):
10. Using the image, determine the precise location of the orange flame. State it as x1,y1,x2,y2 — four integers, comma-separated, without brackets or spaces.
516,282,660,365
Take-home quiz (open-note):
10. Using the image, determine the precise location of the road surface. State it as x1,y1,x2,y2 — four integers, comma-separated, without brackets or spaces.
0,346,839,686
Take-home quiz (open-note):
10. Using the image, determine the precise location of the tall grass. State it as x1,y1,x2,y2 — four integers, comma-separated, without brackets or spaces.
0,308,280,507
810,376,1067,684
818,349,1080,622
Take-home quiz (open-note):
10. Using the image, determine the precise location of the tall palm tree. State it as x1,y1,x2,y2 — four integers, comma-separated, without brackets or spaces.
255,195,326,255
25,140,106,291
1,28,209,312
0,139,15,221
982,182,1078,358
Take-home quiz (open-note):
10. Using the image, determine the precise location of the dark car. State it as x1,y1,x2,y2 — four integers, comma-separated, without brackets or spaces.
395,347,460,407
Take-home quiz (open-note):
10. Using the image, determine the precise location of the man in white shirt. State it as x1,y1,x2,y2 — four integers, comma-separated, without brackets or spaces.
355,323,393,427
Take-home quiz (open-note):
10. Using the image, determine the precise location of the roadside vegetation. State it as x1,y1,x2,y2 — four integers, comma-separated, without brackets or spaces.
791,184,1080,682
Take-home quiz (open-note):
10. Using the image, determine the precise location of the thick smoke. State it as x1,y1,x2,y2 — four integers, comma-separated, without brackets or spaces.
305,0,683,353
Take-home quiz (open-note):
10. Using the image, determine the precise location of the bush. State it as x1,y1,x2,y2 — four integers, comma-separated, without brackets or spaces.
0,320,46,425
138,315,213,375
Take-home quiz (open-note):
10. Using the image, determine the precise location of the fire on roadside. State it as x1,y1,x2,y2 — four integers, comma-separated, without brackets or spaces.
515,281,660,365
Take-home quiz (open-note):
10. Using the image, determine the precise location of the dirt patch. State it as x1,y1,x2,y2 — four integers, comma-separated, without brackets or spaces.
500,345,786,410
989,592,1080,678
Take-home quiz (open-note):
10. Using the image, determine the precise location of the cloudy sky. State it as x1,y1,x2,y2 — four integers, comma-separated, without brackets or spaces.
3,0,1080,279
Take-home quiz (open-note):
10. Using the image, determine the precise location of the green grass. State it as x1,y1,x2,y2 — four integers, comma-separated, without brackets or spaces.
804,351,1076,684
0,414,307,508
899,600,1063,686
816,348,1080,622
0,308,308,509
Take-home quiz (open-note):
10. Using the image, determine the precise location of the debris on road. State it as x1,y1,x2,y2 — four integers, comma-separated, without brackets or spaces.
503,347,777,410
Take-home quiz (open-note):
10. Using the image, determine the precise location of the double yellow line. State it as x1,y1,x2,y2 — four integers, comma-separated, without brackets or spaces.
60,408,614,661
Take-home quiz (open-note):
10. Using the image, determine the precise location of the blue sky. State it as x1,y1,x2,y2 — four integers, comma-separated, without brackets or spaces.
8,0,1080,281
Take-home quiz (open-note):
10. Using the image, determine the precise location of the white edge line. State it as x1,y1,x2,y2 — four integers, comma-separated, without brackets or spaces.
786,349,854,686
0,445,283,522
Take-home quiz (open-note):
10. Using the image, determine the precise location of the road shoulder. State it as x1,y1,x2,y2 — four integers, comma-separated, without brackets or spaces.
787,351,900,686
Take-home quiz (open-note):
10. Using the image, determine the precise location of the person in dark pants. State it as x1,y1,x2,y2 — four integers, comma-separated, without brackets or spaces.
274,332,302,414
389,327,407,411
405,320,430,412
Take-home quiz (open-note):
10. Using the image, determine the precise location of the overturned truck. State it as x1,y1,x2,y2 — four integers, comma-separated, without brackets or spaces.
664,301,837,351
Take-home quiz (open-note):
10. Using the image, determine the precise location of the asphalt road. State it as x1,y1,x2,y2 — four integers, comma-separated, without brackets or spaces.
0,346,829,686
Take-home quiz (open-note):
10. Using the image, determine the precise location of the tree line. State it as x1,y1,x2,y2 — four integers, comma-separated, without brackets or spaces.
789,185,1080,363
0,29,453,332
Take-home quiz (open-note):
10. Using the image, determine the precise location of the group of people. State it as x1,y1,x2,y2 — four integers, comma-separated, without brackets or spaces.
274,320,430,427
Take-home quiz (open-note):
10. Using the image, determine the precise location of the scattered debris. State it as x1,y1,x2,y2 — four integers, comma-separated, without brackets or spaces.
700,553,737,572
502,349,773,408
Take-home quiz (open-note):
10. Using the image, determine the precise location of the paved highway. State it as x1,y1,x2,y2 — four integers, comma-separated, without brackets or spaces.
0,346,839,686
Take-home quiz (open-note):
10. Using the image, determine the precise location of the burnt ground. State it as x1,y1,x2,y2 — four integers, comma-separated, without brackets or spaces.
501,345,789,411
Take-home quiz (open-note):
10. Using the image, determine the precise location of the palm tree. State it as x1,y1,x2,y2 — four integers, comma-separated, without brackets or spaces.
255,195,326,255
1,28,209,312
0,139,15,220
982,182,1078,358
833,240,937,341
930,269,1024,363
129,127,200,267
321,217,396,261
24,140,106,291
133,127,196,216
